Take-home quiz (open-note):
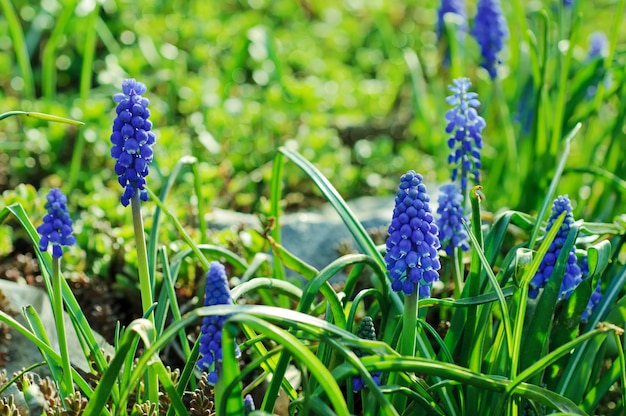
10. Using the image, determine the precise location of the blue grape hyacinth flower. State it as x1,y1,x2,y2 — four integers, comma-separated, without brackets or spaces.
437,0,467,38
582,281,602,323
110,79,156,207
352,317,382,392
243,394,255,415
471,0,509,79
436,184,470,255
529,196,582,300
445,78,485,194
587,32,608,60
37,188,76,259
197,262,241,385
385,171,441,297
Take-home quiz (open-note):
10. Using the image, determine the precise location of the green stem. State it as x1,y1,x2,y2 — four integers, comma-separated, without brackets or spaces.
144,186,211,270
52,257,74,395
0,0,34,98
130,193,159,406
391,290,418,410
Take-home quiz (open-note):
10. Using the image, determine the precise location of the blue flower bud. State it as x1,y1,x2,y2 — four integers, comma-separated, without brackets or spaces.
529,196,582,300
37,188,75,259
110,79,155,206
197,262,241,384
436,184,470,255
244,394,255,415
470,0,509,79
445,78,485,194
581,280,602,323
352,317,382,392
386,171,441,297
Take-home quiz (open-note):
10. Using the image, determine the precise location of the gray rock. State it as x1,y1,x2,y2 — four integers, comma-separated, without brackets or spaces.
0,279,113,376
207,196,397,278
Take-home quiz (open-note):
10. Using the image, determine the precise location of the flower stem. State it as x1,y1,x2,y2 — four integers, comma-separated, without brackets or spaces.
392,289,418,410
52,256,73,395
131,193,159,406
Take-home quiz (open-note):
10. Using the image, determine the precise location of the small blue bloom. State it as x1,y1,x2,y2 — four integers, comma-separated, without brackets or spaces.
445,78,485,193
581,281,602,323
471,0,509,79
111,79,155,207
352,317,382,392
529,196,582,300
385,171,441,297
243,394,255,415
437,0,467,38
436,184,470,255
37,188,76,259
587,32,608,60
197,262,241,385
562,0,574,7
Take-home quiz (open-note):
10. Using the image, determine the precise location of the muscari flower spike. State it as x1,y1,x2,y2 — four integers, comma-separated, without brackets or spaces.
529,195,582,300
437,0,467,38
470,0,509,79
352,316,381,392
37,188,76,259
445,78,485,194
243,394,255,415
197,262,241,385
110,79,155,207
385,171,441,297
582,281,602,323
436,183,470,256
587,32,608,60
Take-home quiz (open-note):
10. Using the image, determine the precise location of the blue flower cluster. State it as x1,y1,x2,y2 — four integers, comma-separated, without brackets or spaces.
470,0,509,79
385,171,441,297
437,0,467,38
582,281,602,323
529,196,582,300
445,78,485,194
436,184,470,255
37,188,76,259
587,32,608,60
243,394,255,415
197,262,240,385
111,79,155,207
352,317,381,392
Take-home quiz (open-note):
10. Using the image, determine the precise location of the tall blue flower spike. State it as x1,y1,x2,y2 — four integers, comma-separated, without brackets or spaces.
582,281,602,323
445,78,485,194
197,262,241,385
385,171,441,297
243,394,255,415
471,0,509,79
436,183,470,255
437,0,467,38
37,188,76,259
529,196,582,300
110,79,156,207
352,317,381,392
587,32,608,60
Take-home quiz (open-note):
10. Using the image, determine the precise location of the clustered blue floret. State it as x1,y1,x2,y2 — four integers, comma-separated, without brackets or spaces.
37,188,76,259
445,78,485,194
243,394,255,415
436,184,470,255
529,195,582,300
197,262,240,385
582,281,602,323
352,317,381,392
385,171,441,297
470,0,509,79
587,32,608,60
437,0,467,38
111,79,155,207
